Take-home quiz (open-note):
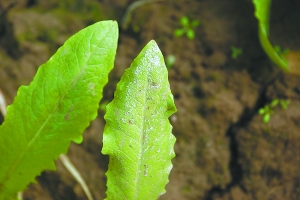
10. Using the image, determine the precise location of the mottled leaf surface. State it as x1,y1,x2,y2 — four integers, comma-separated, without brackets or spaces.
0,21,118,199
102,40,177,199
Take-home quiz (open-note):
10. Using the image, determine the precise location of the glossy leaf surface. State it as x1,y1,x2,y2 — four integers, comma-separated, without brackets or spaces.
102,40,177,199
0,20,118,199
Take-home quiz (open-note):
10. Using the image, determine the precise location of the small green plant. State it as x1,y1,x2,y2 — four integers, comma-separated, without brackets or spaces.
252,0,290,72
0,21,176,199
274,45,290,55
174,16,200,40
258,98,290,123
230,45,243,59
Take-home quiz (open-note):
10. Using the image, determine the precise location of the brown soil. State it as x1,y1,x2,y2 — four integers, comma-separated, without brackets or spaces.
1,0,300,199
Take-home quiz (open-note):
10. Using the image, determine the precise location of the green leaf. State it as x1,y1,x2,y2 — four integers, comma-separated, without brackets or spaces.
274,45,282,54
258,107,266,115
174,29,185,37
270,98,279,107
191,20,200,28
0,20,118,199
230,46,243,59
279,99,290,109
180,16,189,26
102,40,177,199
186,29,195,40
263,113,270,123
270,98,279,108
281,48,290,55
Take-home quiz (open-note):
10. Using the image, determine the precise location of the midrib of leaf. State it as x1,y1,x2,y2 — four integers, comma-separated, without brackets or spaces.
133,70,149,200
103,40,176,199
2,62,89,189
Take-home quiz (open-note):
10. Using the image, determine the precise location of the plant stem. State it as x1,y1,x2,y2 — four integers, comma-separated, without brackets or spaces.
0,89,6,117
121,0,165,30
258,24,289,72
59,154,94,200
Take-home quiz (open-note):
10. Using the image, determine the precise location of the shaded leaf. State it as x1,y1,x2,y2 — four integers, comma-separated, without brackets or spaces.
191,20,200,28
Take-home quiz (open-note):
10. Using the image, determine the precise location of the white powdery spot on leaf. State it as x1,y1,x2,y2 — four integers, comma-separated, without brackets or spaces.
144,51,161,68
134,65,144,76
150,56,160,67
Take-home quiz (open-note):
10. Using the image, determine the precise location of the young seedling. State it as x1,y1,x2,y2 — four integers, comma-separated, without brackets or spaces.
0,20,176,199
252,0,289,72
174,16,200,40
274,45,290,56
230,45,242,59
258,98,290,123
165,54,176,69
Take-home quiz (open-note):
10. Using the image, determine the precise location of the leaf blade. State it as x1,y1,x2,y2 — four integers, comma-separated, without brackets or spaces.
0,20,118,199
102,40,177,199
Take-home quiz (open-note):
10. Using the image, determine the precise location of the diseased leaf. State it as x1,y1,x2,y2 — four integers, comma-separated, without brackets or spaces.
0,21,118,199
102,40,177,199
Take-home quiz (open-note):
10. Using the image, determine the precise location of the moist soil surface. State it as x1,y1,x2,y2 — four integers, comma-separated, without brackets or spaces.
1,0,300,199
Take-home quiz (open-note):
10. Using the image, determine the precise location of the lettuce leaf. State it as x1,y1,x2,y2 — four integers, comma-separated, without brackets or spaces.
102,40,177,199
0,20,118,199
